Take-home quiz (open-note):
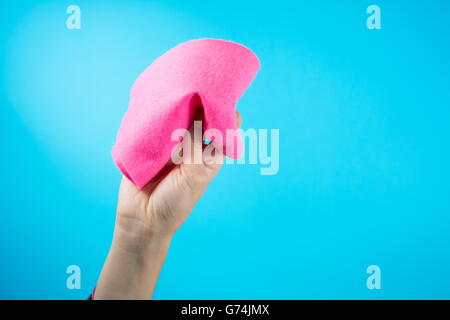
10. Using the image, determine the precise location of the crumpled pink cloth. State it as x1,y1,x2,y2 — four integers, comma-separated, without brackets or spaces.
112,39,260,189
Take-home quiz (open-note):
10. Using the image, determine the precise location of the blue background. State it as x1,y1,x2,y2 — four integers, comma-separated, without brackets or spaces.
1,0,450,299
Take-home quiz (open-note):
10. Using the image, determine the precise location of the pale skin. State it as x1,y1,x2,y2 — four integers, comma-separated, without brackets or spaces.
94,111,242,300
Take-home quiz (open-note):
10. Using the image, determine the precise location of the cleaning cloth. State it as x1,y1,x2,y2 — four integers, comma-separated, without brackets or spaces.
112,39,260,189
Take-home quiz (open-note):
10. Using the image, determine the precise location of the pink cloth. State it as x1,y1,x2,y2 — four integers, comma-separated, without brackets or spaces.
112,39,260,189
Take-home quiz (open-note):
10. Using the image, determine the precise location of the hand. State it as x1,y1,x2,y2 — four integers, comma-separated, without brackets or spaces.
95,110,242,299
115,110,242,246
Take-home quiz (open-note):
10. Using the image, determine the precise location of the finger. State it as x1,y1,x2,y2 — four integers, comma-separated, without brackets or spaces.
170,110,241,168
169,141,183,166
190,109,204,165
172,109,203,166
236,111,242,129
203,140,224,168
202,111,241,167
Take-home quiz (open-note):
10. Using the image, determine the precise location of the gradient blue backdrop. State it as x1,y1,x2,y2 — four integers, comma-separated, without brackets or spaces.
1,0,450,299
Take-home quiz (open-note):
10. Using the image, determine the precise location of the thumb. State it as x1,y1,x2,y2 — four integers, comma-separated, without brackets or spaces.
179,111,242,190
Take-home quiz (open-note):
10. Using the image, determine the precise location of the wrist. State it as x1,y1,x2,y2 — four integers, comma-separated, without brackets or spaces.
112,221,173,257
95,226,172,300
113,212,175,252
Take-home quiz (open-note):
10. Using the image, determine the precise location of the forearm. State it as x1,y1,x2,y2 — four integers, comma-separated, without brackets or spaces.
94,230,172,300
